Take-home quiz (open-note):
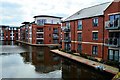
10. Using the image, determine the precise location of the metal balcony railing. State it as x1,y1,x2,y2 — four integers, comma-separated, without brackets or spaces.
53,36,59,39
105,18,120,30
105,38,120,47
62,26,71,32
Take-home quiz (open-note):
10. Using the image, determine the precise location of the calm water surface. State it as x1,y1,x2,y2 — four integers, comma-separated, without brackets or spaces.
0,41,114,80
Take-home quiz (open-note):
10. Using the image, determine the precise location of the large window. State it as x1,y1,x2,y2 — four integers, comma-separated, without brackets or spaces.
78,33,82,41
78,20,82,30
109,14,120,27
37,19,46,25
93,18,98,26
108,49,119,62
93,32,98,40
92,46,98,55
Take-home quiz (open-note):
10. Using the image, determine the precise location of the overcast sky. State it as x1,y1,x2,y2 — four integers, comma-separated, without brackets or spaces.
1,0,113,26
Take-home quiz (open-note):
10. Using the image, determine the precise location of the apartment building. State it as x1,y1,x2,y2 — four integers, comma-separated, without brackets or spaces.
0,26,4,40
62,1,120,62
0,25,18,41
19,15,62,44
104,1,120,62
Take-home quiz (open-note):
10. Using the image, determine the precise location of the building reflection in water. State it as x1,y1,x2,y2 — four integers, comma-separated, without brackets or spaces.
62,58,114,80
20,46,61,73
18,44,113,79
1,41,17,45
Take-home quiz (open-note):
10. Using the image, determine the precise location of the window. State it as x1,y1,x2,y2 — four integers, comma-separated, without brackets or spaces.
78,20,82,30
37,19,46,25
109,50,113,60
114,51,119,61
92,46,98,55
53,28,58,33
53,40,58,44
109,14,120,27
66,22,70,29
78,44,82,51
78,33,82,41
108,50,119,62
93,32,98,40
51,20,54,24
93,18,98,26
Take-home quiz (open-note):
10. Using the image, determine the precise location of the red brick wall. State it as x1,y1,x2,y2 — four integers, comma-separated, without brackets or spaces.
44,24,61,44
62,16,104,58
62,23,65,50
32,24,61,44
32,24,37,44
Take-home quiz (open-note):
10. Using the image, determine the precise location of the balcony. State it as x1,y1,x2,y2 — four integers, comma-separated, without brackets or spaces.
36,41,44,44
53,30,58,34
105,18,120,30
37,29,44,34
105,38,120,47
53,36,59,40
63,26,70,32
64,37,71,42
36,36,44,40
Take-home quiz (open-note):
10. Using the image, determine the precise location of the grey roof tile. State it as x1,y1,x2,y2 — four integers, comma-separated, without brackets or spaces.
64,2,112,21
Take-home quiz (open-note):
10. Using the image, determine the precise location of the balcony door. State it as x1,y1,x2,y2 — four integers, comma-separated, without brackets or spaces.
108,49,119,62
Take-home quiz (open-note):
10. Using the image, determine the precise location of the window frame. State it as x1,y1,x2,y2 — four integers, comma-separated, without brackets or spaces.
37,19,46,25
78,44,82,51
108,49,119,62
93,18,98,27
78,20,82,30
92,46,98,55
77,33,82,41
92,32,98,40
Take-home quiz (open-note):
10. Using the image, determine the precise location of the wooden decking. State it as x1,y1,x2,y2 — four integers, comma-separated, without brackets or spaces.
16,40,60,47
51,49,119,75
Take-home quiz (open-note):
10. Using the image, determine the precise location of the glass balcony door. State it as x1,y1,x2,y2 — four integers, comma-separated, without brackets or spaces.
108,49,119,62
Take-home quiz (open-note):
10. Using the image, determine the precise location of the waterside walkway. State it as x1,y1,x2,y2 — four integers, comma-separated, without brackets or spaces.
16,40,60,47
51,49,119,75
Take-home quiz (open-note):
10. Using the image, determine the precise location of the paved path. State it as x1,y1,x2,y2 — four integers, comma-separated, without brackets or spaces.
51,49,119,75
0,45,26,54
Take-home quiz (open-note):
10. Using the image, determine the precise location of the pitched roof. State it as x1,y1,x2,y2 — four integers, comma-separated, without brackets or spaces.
64,2,112,21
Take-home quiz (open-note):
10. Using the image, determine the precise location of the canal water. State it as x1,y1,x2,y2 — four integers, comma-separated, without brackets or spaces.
0,41,114,80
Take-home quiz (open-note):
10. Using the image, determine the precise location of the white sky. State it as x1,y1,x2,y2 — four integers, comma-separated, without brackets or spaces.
0,0,113,26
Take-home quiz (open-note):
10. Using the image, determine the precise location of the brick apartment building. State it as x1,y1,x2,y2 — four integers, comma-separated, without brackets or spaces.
62,1,120,62
0,25,18,41
19,15,62,44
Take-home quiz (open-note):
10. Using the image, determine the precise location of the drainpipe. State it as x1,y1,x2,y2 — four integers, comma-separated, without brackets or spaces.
74,21,76,52
102,16,104,60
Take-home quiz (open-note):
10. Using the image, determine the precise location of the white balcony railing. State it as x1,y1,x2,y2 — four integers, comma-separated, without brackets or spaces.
36,32,44,34
36,38,44,40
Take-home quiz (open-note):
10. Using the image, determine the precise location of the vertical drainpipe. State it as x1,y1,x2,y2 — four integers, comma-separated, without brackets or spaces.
74,21,76,52
102,16,104,60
